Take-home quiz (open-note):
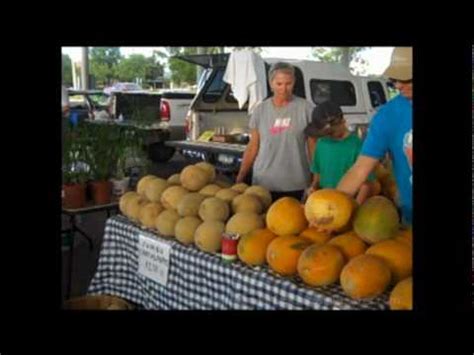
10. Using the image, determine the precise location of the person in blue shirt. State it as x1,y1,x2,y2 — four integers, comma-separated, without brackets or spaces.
337,47,413,226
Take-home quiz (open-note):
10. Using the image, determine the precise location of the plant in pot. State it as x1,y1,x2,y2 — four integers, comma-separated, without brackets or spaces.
62,123,90,209
85,123,121,205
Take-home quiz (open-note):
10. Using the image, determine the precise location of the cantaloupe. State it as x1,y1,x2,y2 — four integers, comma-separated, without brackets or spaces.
195,162,216,183
297,244,345,286
231,194,263,214
327,231,367,260
167,173,181,186
394,227,412,247
366,239,412,283
389,277,413,310
174,216,202,245
176,193,206,217
244,185,272,210
215,179,232,188
353,196,400,244
155,209,180,238
199,184,222,197
160,186,189,210
136,175,157,196
126,194,148,221
304,189,355,233
266,197,307,236
237,228,277,266
231,183,249,193
119,191,139,215
198,197,230,222
340,254,391,299
138,202,164,229
299,228,332,245
266,235,312,276
194,220,225,253
225,212,265,236
180,165,209,191
215,188,240,203
144,178,168,203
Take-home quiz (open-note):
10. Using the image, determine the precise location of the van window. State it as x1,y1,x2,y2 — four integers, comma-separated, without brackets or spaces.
367,81,387,108
310,80,356,106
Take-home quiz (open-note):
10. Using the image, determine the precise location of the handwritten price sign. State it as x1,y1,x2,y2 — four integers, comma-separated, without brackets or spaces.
138,233,171,286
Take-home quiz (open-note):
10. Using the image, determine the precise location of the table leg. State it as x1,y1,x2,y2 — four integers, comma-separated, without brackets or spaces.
66,229,74,299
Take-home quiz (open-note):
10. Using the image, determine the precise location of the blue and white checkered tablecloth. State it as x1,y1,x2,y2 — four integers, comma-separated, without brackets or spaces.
88,215,390,310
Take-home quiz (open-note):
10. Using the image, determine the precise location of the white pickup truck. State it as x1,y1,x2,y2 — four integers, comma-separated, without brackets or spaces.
165,53,390,176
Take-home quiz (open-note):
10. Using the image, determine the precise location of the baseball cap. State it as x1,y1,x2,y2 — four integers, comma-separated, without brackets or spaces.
304,101,344,137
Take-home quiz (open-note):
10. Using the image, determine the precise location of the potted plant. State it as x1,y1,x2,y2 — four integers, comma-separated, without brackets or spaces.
62,122,90,209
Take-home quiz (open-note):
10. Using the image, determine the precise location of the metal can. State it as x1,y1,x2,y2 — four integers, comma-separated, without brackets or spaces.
221,232,240,262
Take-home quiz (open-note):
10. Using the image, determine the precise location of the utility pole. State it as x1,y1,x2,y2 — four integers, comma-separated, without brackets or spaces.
81,47,89,90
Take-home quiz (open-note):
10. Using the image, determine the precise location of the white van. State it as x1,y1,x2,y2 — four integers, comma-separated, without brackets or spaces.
166,53,390,175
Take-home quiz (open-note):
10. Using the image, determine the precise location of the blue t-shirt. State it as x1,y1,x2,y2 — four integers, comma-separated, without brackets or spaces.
361,94,413,225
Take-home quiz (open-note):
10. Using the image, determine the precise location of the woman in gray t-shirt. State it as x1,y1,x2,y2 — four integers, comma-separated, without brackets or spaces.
236,62,315,202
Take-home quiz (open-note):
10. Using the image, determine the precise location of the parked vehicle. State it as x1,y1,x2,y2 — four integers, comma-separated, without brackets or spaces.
159,89,195,141
103,82,143,95
165,53,391,177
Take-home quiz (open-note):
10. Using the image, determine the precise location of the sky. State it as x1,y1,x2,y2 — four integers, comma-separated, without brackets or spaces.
62,46,394,76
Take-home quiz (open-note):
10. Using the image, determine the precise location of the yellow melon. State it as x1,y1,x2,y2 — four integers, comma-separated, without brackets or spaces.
198,197,230,222
160,186,189,210
167,173,181,186
389,277,413,310
176,193,206,217
215,188,240,203
366,239,412,283
328,231,368,260
237,228,277,266
180,165,209,191
244,185,272,210
215,179,232,188
174,216,202,245
119,191,139,215
266,235,312,276
194,162,216,183
136,175,157,196
266,197,308,236
232,194,263,214
144,178,168,203
126,194,148,221
340,254,391,299
394,227,412,247
199,184,222,197
138,202,164,229
304,189,355,233
194,221,225,253
297,244,345,286
299,228,331,245
231,183,249,193
155,209,180,237
225,212,265,236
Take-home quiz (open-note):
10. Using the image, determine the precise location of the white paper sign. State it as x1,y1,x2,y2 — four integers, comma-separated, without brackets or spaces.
137,233,171,286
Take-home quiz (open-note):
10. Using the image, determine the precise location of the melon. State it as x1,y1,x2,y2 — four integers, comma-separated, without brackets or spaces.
119,191,139,215
177,193,206,217
340,254,391,299
199,184,222,197
160,186,189,210
299,228,331,245
174,216,202,245
126,194,148,221
155,209,180,238
144,178,168,203
167,173,181,186
194,220,225,253
353,196,400,244
180,165,209,191
389,277,413,310
266,197,307,236
304,189,355,232
225,212,265,236
394,227,412,247
366,239,412,283
215,179,232,189
136,175,157,196
194,162,216,183
232,194,263,214
215,188,240,203
327,231,367,260
138,202,164,229
244,185,272,210
198,197,230,222
237,228,277,266
297,244,345,286
266,235,312,276
231,183,249,193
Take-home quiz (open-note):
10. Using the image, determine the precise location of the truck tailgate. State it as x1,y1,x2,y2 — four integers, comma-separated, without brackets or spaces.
165,140,246,155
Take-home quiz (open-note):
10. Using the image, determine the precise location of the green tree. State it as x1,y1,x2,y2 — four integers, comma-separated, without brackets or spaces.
62,54,73,86
90,47,122,87
312,47,370,74
167,47,199,86
115,54,148,82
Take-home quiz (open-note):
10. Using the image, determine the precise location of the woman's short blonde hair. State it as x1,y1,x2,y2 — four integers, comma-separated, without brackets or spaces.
268,62,295,82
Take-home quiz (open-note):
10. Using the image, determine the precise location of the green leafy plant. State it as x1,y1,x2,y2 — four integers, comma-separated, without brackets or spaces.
62,122,90,185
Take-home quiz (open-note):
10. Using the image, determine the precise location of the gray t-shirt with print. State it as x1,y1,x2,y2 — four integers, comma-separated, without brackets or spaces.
249,96,315,192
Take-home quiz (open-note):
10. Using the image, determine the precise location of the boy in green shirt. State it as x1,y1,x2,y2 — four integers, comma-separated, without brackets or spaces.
304,101,374,205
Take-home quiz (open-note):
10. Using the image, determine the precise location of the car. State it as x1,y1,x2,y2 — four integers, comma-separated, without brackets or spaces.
103,82,143,95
